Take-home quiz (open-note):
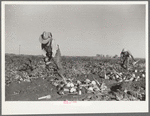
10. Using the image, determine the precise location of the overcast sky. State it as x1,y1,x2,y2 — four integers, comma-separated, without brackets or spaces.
5,3,146,58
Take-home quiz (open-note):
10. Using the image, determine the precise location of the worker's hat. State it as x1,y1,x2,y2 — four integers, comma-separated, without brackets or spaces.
39,31,52,44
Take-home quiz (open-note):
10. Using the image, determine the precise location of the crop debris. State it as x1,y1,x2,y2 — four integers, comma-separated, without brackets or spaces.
5,54,146,101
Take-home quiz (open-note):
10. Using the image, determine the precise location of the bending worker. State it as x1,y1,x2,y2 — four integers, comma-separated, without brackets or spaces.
39,31,66,82
120,48,136,70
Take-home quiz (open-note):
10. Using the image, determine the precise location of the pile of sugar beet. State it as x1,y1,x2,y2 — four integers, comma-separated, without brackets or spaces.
49,68,145,101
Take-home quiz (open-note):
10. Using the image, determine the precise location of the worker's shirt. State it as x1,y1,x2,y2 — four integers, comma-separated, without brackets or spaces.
41,38,58,58
121,51,130,57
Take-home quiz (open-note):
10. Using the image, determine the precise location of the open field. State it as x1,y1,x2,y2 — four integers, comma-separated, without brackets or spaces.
5,54,146,101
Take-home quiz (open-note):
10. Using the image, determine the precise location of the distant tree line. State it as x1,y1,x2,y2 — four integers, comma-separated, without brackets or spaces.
96,54,118,58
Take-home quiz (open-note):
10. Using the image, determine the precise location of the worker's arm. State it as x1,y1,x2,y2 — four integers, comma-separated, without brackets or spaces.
128,51,135,61
130,54,135,61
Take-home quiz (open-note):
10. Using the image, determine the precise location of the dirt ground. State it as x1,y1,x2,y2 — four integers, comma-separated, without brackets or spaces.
5,74,145,101
5,54,146,101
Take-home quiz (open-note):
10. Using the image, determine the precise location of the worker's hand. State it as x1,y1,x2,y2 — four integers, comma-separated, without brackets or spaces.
46,61,51,65
44,57,51,65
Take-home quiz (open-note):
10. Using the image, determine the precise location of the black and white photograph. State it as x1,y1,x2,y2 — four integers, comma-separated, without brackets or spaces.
2,1,149,115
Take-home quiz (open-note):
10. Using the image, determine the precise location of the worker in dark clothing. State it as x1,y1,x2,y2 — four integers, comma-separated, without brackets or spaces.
39,31,66,83
120,48,136,70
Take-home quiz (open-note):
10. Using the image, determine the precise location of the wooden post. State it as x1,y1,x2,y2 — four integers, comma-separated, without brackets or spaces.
19,45,21,55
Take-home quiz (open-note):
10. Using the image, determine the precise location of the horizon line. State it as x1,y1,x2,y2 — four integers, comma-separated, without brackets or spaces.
5,53,145,59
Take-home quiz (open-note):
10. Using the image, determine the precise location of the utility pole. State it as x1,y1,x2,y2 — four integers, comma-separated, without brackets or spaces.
19,45,21,55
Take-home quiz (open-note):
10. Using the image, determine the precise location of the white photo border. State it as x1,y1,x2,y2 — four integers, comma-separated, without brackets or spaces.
1,1,149,115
